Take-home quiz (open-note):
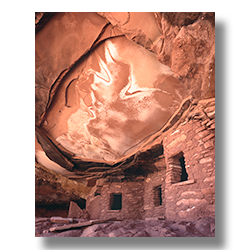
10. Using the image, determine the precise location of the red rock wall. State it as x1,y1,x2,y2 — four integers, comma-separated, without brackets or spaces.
101,12,215,100
163,98,215,221
157,13,215,100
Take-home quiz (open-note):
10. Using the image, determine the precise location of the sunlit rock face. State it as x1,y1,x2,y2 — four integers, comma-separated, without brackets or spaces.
41,36,189,163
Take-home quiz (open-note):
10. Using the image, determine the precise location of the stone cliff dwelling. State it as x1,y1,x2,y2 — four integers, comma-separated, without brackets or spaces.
35,12,215,237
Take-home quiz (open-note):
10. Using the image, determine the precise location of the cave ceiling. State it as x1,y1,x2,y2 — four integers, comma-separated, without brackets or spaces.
35,12,215,176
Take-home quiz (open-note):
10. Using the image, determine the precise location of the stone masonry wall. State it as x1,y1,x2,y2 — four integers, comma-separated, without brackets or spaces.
143,157,166,219
99,179,145,220
163,98,215,221
85,99,215,222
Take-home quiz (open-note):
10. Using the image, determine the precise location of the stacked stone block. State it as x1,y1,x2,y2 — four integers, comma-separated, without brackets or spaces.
163,98,215,221
99,180,145,220
85,98,215,223
143,166,165,219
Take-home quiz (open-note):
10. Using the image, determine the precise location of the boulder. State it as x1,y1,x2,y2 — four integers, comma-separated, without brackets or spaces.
80,224,101,237
170,222,187,234
194,217,215,236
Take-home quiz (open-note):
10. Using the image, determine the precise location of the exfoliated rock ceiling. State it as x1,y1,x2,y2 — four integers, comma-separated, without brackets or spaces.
35,12,215,172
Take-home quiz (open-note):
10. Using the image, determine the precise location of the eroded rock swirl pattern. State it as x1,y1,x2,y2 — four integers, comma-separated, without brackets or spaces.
42,36,188,163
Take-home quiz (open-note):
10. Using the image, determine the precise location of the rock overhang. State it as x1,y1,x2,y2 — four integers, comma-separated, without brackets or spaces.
35,12,215,177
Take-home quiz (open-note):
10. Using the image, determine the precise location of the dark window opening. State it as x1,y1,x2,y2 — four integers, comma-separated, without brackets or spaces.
154,186,162,207
110,193,122,210
74,198,86,209
179,156,188,181
168,151,188,184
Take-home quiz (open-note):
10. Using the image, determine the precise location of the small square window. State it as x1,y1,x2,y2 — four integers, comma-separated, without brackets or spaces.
110,193,122,210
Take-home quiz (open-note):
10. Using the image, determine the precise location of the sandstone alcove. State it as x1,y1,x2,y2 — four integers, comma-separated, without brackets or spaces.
35,12,215,237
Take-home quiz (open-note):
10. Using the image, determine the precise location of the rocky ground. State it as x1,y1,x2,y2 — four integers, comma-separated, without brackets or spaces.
36,216,215,237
